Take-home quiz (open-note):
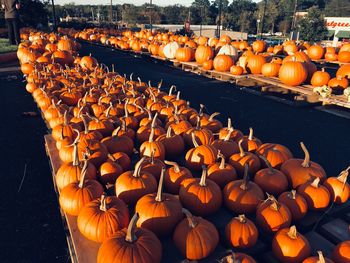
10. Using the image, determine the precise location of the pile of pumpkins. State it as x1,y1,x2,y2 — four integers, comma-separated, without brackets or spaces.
69,28,350,96
18,29,350,263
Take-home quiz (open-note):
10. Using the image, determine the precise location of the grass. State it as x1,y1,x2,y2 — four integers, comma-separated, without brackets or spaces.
0,38,18,54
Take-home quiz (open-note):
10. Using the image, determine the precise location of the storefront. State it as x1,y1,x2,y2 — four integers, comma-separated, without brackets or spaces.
325,17,350,46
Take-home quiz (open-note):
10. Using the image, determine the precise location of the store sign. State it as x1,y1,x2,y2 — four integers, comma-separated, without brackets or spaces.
325,17,350,30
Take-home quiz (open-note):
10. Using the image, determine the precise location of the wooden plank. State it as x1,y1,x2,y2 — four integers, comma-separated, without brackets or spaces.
319,219,350,244
304,231,335,258
44,134,100,263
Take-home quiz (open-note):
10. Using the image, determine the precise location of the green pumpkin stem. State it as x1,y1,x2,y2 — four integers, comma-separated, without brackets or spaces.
155,167,166,202
125,213,139,243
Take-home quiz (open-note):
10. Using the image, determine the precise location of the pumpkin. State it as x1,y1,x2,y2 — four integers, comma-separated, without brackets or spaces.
99,155,124,185
217,44,239,62
246,54,266,74
256,194,292,233
325,52,338,61
135,167,183,236
340,43,350,53
324,166,350,204
101,127,134,156
218,118,243,141
185,133,218,171
173,209,219,260
97,213,162,263
254,155,288,196
228,139,261,176
303,251,334,263
252,40,266,53
179,166,222,216
213,54,234,72
338,51,350,63
156,126,185,158
328,76,349,89
140,127,166,160
223,164,264,214
115,157,157,205
77,194,129,243
163,161,192,194
230,65,244,75
207,152,237,188
307,45,325,60
140,153,165,181
332,240,350,263
80,55,98,71
272,226,311,263
256,143,293,169
337,64,350,79
298,177,330,211
220,251,257,263
163,41,180,59
281,142,326,189
195,45,214,64
261,62,281,77
210,128,239,159
279,60,308,86
311,68,331,87
59,164,104,216
240,127,262,152
175,47,194,62
278,190,308,221
225,214,258,249
202,59,214,70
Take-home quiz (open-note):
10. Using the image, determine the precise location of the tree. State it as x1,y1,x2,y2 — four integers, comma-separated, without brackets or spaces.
324,0,350,17
20,0,48,27
225,0,257,33
298,6,327,43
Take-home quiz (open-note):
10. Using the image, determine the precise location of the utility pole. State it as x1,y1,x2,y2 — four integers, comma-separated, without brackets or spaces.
200,5,203,36
91,7,95,22
260,0,267,39
51,0,57,31
109,0,113,23
292,0,298,30
217,0,222,38
150,0,153,32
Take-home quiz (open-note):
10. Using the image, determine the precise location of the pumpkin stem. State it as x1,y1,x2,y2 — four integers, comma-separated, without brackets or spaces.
195,116,201,130
209,112,220,121
218,151,226,169
224,128,233,141
199,165,208,187
240,163,250,190
300,142,310,168
105,103,112,118
259,154,274,173
113,126,121,136
267,193,280,211
145,108,152,120
176,91,180,100
151,112,158,128
133,157,146,177
78,161,88,188
248,127,254,141
125,213,139,243
169,85,176,96
337,167,350,183
199,104,205,116
182,208,197,228
63,110,68,126
236,214,247,223
124,101,129,118
155,167,166,202
166,126,172,138
238,139,245,157
287,225,298,239
191,132,200,148
72,142,80,166
164,160,180,173
311,177,320,188
290,190,297,199
148,127,155,142
99,194,107,211
317,251,326,263
157,79,163,90
227,118,232,129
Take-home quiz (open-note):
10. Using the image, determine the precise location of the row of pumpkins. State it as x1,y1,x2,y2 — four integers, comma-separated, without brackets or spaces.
57,27,350,99
19,29,350,263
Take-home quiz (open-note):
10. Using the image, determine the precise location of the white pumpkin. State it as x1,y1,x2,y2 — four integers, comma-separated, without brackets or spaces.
208,37,218,47
163,42,180,59
218,44,239,62
238,56,248,71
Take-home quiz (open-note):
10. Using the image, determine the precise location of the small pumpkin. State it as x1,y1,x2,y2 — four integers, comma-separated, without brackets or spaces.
163,160,192,194
298,177,330,211
311,68,331,87
256,143,293,169
332,240,350,263
278,190,308,221
324,166,350,204
240,127,262,152
303,251,334,263
207,151,237,188
213,54,234,72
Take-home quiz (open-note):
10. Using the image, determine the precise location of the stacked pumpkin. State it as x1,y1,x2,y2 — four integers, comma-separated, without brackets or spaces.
20,31,350,263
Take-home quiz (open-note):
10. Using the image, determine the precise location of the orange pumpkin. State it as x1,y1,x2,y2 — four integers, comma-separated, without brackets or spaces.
202,59,214,70
324,166,350,204
303,251,334,263
175,47,194,62
307,45,325,60
246,54,266,74
261,62,281,77
279,60,308,86
213,54,234,72
252,40,266,53
310,68,331,87
278,190,308,221
328,76,349,89
338,51,350,63
298,177,330,210
332,240,350,263
195,45,214,64
230,65,244,75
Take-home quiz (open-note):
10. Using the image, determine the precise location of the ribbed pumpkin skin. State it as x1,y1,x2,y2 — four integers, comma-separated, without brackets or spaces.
246,55,266,74
213,55,234,72
261,62,281,77
175,47,194,62
225,216,258,248
195,45,214,64
338,51,350,63
279,61,308,86
310,70,330,87
337,64,350,78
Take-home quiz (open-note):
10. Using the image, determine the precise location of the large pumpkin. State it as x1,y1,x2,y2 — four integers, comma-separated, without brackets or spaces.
163,41,180,59
213,54,234,72
279,60,308,86
175,47,194,62
217,44,239,62
252,40,266,53
246,54,266,74
195,45,214,64
307,45,325,60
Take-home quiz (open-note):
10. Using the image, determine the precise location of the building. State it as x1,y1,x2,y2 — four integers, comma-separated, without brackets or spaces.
324,17,350,46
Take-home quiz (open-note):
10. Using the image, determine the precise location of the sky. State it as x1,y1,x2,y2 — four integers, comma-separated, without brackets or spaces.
55,0,259,6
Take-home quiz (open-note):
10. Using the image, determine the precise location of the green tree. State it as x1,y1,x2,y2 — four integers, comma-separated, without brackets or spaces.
225,0,257,33
20,0,48,27
324,0,350,17
298,6,327,43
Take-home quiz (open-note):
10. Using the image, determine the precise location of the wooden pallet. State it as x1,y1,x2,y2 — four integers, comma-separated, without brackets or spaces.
44,134,99,263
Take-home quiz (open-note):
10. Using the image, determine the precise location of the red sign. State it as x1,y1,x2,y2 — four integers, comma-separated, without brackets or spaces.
326,21,350,28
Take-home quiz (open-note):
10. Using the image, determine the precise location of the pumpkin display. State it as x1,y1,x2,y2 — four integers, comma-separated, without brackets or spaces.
213,54,234,72
135,168,183,236
225,214,258,249
77,194,129,243
173,209,219,260
179,166,222,215
281,142,326,189
223,164,264,214
256,194,292,233
324,166,350,204
279,60,308,86
115,158,157,205
272,226,311,263
332,240,350,263
278,190,308,221
297,177,330,211
97,213,162,263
